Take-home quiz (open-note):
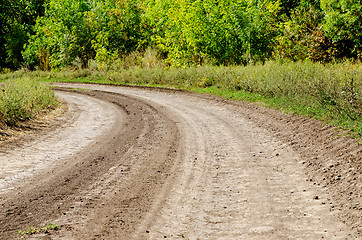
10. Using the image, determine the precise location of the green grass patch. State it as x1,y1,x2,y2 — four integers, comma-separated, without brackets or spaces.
2,60,361,138
195,86,361,138
0,78,59,127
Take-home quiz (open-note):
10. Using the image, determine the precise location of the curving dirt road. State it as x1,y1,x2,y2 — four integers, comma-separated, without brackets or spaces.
0,83,361,239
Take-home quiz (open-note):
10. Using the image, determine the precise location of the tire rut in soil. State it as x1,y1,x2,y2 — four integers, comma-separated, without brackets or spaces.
0,89,179,239
1,84,361,239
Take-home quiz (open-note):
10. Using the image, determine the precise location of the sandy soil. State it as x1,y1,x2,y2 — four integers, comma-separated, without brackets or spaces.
0,83,360,239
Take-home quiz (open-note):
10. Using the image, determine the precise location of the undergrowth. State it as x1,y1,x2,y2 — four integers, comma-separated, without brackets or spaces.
0,78,58,127
1,60,361,138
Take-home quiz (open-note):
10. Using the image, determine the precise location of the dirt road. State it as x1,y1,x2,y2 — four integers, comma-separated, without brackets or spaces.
0,83,361,239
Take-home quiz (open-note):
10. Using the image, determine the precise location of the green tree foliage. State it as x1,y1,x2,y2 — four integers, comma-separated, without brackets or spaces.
321,0,362,59
91,0,146,64
1,0,361,69
0,0,45,69
145,0,279,67
274,3,330,62
23,0,95,69
23,0,146,69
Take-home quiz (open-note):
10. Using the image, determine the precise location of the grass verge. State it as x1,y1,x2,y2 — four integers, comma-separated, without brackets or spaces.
0,78,59,127
1,60,361,138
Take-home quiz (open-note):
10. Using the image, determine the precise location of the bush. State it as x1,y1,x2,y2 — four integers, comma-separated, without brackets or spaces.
0,78,58,126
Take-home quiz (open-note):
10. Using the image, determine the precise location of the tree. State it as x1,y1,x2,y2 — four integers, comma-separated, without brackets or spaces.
23,0,147,69
321,0,362,59
274,4,328,62
146,0,280,67
0,0,45,69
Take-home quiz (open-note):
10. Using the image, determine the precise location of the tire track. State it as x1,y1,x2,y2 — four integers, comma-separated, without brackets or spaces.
0,83,359,239
0,89,179,239
54,83,358,239
0,91,119,194
128,95,352,239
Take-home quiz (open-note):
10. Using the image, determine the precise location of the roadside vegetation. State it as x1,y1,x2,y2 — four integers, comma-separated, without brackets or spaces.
1,0,361,70
0,78,58,127
0,0,361,138
2,60,361,138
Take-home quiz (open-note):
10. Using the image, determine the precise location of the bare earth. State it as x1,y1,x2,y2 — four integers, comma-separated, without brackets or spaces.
0,83,361,239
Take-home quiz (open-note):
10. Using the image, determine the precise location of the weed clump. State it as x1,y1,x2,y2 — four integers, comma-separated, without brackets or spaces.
0,78,58,126
18,223,58,236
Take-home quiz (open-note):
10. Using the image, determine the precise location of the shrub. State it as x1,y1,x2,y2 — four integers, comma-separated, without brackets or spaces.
0,78,58,126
